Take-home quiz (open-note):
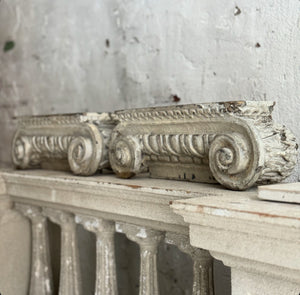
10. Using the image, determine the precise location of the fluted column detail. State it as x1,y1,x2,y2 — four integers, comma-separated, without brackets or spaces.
118,223,164,295
75,215,117,295
166,233,214,295
43,208,81,295
16,204,53,295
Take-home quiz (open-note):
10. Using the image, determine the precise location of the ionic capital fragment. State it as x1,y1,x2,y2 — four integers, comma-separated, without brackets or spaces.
109,101,297,190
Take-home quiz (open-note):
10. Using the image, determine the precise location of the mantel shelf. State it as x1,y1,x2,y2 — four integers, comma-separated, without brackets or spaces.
1,168,254,235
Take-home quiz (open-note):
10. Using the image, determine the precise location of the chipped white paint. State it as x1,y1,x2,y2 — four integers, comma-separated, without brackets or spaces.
136,227,147,238
121,223,164,295
26,208,33,214
43,208,82,295
45,279,51,294
51,190,56,202
115,223,123,233
211,209,230,217
15,204,53,295
75,215,117,295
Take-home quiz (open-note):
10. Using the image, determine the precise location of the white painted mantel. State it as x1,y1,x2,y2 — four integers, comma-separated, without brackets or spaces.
1,168,300,294
172,187,300,295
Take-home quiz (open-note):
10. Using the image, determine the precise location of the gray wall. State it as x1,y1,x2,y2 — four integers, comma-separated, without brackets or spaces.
0,0,299,294
0,0,299,178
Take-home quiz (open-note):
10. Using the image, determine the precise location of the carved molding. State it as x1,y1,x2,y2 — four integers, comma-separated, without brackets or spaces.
109,101,298,190
12,113,115,175
12,102,298,190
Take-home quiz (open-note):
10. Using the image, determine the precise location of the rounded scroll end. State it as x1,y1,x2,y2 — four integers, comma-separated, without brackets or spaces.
109,135,143,179
258,125,298,184
12,136,32,169
209,133,262,190
68,131,103,176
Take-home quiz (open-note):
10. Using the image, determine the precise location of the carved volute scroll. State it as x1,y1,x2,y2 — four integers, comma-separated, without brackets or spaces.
110,101,298,190
15,204,53,295
75,215,117,295
109,135,144,178
43,208,82,295
12,113,115,175
166,233,214,295
116,223,164,295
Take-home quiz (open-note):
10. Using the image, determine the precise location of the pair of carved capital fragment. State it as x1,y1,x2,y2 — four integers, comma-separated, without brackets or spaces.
12,101,298,190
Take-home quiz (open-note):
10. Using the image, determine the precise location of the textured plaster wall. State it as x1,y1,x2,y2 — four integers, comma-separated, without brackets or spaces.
0,0,299,175
0,0,299,294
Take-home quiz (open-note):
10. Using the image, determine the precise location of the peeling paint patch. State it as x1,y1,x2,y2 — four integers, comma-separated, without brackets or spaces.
136,227,147,238
211,208,230,217
115,223,123,233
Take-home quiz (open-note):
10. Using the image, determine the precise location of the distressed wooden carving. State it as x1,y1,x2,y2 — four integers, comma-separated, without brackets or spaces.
109,101,298,190
12,113,115,175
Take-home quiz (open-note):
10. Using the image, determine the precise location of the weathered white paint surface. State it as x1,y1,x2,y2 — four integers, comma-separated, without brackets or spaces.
0,1,299,294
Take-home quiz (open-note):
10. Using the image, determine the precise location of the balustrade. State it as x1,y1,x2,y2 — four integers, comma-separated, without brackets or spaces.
14,201,215,295
6,170,217,295
3,168,299,295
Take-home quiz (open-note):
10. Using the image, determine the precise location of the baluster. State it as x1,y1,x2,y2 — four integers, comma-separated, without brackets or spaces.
117,223,164,295
166,233,214,295
192,249,214,295
15,204,53,295
75,215,117,295
43,208,81,295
